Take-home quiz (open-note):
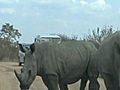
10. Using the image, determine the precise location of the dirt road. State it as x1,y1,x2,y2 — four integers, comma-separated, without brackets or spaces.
0,62,106,90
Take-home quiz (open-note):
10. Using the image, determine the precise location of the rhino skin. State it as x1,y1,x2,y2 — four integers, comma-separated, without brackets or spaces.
14,41,100,90
80,40,101,90
97,31,120,90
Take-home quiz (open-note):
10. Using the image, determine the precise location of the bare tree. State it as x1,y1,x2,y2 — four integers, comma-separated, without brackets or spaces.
84,26,115,43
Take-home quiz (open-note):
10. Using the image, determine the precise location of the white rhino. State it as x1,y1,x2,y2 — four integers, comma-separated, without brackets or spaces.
14,41,99,90
97,31,120,90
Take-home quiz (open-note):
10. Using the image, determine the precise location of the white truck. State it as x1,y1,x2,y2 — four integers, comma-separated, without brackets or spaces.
34,35,61,44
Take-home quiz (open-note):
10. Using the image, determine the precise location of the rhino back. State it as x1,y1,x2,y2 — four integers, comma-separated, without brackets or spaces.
34,41,96,84
97,31,120,74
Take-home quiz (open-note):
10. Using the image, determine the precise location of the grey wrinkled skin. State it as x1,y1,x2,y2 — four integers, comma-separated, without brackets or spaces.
97,31,120,90
80,40,101,90
14,41,100,90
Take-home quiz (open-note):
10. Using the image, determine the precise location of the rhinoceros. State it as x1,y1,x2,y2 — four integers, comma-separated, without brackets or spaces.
14,41,100,90
80,40,101,90
97,31,120,90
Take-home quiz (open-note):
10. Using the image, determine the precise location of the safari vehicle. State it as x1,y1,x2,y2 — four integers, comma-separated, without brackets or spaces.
34,35,62,44
18,43,31,66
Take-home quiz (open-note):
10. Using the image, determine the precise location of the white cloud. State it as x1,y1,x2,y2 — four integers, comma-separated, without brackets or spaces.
0,0,111,16
90,0,111,11
71,0,77,3
80,0,88,5
15,0,19,3
32,0,111,12
31,0,52,4
66,0,111,14
0,0,12,3
70,0,88,6
0,0,19,3
29,0,69,5
0,8,15,14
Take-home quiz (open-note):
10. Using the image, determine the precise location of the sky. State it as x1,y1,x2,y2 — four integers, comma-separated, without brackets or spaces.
0,0,120,43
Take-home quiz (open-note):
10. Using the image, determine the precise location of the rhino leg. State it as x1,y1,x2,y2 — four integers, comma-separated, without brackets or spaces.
59,84,68,90
102,73,119,90
80,74,88,90
88,77,99,90
42,74,59,90
88,70,100,90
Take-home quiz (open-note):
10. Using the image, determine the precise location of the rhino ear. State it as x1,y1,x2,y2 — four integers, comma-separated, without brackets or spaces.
30,43,35,53
19,44,25,53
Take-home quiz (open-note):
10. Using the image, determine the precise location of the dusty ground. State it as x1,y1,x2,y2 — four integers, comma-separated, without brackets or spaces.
0,62,106,90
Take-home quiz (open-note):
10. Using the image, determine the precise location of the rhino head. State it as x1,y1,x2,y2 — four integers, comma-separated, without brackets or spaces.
14,43,37,90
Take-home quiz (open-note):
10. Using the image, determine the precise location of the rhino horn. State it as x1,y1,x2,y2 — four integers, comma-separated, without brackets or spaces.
14,70,22,82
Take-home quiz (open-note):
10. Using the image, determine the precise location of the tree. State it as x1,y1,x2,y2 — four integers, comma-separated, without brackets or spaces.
0,23,22,61
0,23,22,47
84,26,115,43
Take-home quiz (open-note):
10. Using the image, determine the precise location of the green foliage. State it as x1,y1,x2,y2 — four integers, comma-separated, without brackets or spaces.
0,23,21,47
0,23,22,61
84,26,115,43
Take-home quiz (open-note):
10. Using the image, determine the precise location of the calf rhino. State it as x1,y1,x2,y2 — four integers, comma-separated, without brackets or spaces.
14,41,99,90
97,31,120,90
